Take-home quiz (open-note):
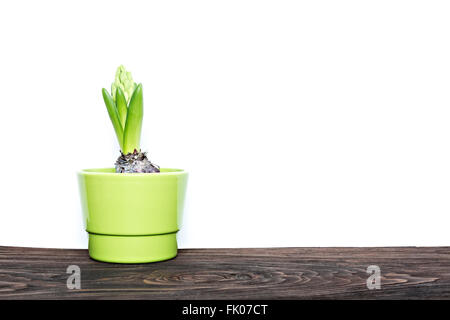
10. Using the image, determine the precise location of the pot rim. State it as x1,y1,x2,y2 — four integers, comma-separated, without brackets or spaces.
78,167,187,176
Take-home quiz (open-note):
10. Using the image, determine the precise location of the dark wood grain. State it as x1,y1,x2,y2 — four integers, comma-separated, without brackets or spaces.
1,246,450,299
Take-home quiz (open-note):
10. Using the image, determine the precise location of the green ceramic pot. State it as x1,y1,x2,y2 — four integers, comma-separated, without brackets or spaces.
77,168,188,263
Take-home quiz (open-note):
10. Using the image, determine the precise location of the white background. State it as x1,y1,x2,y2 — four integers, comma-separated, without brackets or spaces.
0,0,449,249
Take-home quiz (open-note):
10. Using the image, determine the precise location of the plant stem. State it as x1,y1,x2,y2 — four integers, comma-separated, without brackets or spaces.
115,87,128,129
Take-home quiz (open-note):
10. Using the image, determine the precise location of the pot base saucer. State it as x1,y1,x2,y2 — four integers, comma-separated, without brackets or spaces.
88,232,177,263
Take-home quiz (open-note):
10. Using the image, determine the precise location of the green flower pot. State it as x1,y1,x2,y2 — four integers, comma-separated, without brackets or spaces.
77,168,188,263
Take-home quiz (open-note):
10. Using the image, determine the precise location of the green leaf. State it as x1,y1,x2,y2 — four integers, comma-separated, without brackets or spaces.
116,87,128,129
102,88,124,150
123,84,143,154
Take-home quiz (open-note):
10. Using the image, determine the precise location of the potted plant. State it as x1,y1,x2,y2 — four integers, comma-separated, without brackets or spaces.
78,66,188,263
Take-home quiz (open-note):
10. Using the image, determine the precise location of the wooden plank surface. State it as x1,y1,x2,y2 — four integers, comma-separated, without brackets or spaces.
1,246,450,299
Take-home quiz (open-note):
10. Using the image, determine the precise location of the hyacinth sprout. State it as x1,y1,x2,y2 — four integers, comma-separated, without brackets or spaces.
102,66,159,173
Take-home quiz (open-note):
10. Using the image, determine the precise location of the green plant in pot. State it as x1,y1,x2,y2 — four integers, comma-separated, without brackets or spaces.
78,66,188,263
